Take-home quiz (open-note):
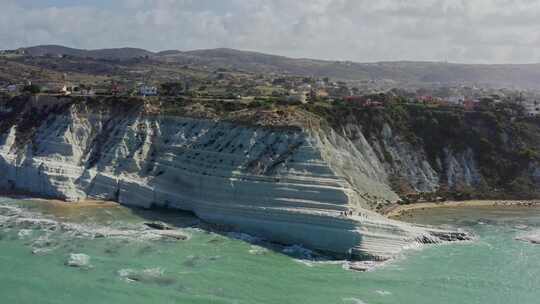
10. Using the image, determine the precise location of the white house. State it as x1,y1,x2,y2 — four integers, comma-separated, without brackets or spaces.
298,84,312,91
287,89,310,104
7,84,17,92
139,86,158,96
524,100,540,116
46,84,70,95
446,95,464,105
80,89,95,96
315,80,326,88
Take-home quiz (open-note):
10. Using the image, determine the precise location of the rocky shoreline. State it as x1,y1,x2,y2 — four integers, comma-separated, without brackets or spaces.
0,97,476,260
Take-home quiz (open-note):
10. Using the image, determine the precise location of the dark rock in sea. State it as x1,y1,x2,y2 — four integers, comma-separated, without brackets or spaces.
144,222,173,230
207,255,221,261
157,230,188,240
347,261,378,272
207,237,226,245
429,231,472,242
118,268,176,285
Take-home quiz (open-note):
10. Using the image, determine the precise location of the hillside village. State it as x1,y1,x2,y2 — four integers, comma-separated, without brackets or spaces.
2,46,540,117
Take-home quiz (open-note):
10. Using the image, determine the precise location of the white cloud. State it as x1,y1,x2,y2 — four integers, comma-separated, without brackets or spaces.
1,0,540,63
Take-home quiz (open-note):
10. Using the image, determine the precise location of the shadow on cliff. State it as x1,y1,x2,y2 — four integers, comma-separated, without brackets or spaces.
125,205,201,229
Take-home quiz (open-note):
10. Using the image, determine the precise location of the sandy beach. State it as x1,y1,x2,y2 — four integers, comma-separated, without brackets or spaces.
1,194,119,207
29,197,120,208
384,200,540,218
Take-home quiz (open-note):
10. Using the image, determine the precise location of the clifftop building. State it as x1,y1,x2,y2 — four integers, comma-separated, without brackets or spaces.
139,85,158,96
524,100,540,116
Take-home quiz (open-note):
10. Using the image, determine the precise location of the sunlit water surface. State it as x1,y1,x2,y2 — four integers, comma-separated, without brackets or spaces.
1,197,540,304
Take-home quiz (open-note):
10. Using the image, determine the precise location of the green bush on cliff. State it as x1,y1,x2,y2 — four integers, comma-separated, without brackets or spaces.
22,84,42,95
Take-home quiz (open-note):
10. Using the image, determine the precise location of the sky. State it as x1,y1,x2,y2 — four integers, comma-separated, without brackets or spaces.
1,0,540,64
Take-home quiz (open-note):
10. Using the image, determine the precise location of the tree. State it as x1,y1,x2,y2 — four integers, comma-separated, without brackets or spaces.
160,82,184,96
478,97,495,110
22,84,41,95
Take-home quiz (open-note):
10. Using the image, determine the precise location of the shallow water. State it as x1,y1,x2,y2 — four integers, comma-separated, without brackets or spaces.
1,198,540,304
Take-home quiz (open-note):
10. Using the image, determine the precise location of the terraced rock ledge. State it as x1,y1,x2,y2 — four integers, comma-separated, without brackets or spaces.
0,96,471,260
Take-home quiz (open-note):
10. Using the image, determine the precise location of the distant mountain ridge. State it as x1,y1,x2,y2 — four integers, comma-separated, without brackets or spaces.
12,45,540,89
20,45,154,60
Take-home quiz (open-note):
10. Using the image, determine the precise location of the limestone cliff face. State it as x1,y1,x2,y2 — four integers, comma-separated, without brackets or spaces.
322,102,540,201
364,123,484,195
0,96,467,259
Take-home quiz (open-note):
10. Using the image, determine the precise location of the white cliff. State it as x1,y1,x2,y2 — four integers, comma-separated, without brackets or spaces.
0,96,469,260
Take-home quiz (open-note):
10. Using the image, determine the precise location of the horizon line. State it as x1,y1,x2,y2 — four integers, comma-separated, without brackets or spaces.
4,44,540,66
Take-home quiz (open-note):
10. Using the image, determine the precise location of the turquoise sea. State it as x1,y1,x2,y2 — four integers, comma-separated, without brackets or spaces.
1,196,540,304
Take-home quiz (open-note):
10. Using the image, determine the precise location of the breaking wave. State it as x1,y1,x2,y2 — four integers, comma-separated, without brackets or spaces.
0,203,190,256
